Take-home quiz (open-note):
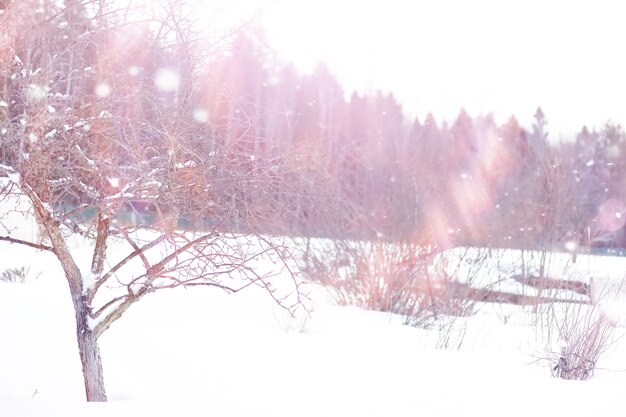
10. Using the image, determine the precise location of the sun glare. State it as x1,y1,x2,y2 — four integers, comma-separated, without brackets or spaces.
255,0,626,135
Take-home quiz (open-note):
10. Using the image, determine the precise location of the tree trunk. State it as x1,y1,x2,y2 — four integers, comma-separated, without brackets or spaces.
21,184,108,401
75,299,107,401
66,263,108,401
77,329,107,401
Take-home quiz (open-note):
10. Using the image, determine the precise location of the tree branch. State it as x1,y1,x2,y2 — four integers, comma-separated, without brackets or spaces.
0,235,54,252
87,234,167,304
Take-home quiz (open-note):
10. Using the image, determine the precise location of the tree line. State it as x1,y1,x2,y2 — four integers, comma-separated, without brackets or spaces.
190,31,626,250
1,1,625,252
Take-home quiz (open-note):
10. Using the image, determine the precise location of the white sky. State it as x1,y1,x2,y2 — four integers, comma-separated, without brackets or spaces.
218,0,626,138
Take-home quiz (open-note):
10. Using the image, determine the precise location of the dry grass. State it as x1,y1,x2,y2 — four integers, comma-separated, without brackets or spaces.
0,266,29,283
548,307,615,380
300,239,482,330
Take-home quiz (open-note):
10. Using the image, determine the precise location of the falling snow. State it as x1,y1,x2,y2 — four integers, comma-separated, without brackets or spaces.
193,108,209,123
154,68,180,93
95,83,112,97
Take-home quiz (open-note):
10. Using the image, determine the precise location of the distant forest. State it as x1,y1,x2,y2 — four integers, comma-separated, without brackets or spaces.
1,17,625,251
186,31,626,249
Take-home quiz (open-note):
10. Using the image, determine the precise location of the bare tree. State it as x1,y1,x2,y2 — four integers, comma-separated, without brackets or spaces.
0,0,303,401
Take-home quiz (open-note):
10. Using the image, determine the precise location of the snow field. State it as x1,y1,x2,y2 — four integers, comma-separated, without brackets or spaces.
2,240,626,416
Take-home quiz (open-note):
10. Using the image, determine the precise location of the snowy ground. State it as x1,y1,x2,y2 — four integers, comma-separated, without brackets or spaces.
2,241,626,416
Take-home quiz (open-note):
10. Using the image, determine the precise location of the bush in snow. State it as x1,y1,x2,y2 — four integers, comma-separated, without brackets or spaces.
299,239,480,328
0,266,29,283
546,302,615,380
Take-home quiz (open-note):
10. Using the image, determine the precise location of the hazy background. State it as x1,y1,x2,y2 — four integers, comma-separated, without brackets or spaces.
215,0,626,138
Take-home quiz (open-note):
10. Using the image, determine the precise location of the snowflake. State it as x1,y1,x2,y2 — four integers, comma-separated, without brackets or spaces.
95,83,111,98
193,108,209,123
154,68,180,93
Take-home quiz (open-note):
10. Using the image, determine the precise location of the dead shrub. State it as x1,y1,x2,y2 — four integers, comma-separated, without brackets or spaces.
299,239,481,328
543,302,615,380
0,266,29,283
